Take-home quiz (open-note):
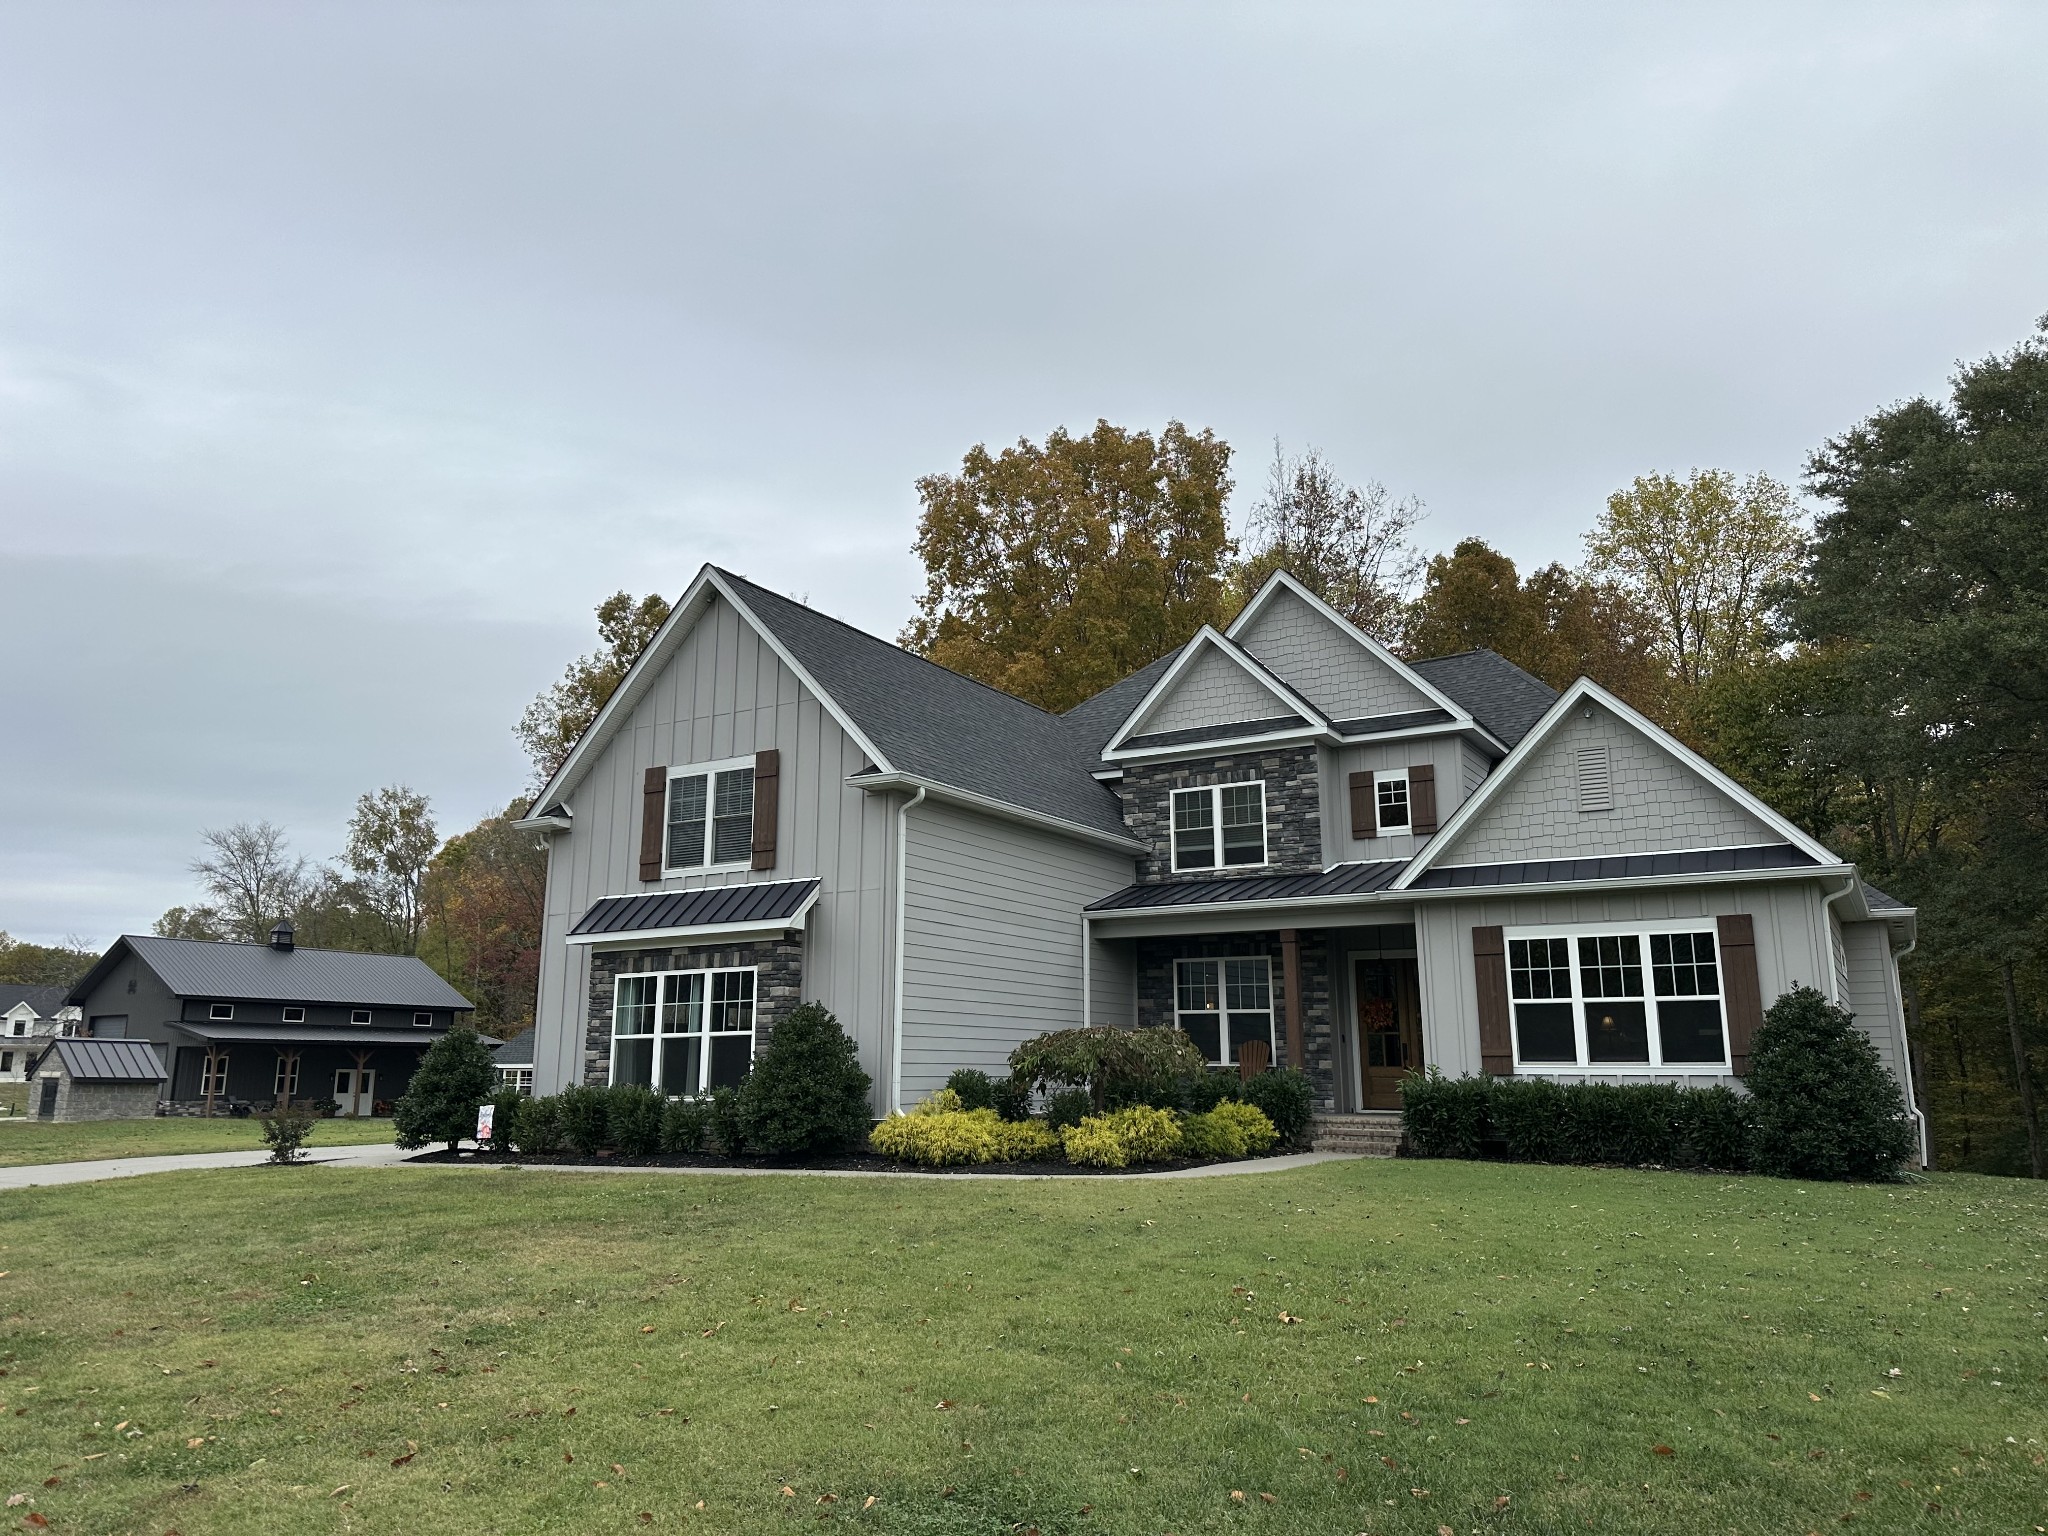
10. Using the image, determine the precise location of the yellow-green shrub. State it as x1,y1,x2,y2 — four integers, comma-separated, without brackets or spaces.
870,1108,1061,1166
913,1087,963,1116
1181,1100,1279,1160
1060,1105,1184,1168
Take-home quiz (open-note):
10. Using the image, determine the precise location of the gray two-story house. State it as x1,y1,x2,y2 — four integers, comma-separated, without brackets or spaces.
521,565,1923,1162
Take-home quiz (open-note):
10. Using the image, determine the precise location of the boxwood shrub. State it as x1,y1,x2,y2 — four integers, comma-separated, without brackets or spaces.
1401,1071,1755,1171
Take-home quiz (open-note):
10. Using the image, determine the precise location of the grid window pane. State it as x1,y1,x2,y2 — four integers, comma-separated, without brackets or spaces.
1377,776,1410,829
1176,959,1219,1016
1224,958,1271,1012
660,972,704,1034
712,768,755,864
1509,937,1572,1000
666,774,708,868
613,1036,654,1087
615,975,657,1035
709,970,755,1032
1219,784,1265,865
1172,789,1216,869
1578,934,1644,998
1650,931,1719,997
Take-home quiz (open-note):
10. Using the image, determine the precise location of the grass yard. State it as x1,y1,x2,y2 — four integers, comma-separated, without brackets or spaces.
0,1115,395,1168
0,1161,2042,1536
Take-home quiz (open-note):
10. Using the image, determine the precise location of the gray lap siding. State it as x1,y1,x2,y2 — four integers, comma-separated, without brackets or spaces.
1118,745,1322,884
582,938,805,1088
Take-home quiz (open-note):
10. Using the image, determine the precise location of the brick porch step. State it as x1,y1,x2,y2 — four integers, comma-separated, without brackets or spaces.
1310,1111,1406,1158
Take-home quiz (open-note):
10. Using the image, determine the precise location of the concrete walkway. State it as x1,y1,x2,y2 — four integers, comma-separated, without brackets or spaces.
1,1143,1353,1190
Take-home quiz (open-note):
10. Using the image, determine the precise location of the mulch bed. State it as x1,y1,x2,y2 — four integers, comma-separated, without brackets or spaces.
404,1147,1245,1176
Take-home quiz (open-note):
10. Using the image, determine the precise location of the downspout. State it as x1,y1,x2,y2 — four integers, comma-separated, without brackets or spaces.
889,785,926,1115
1081,912,1092,1030
1889,927,1930,1169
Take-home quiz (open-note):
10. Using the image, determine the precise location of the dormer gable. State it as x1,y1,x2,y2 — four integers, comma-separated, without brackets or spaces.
1105,628,1326,756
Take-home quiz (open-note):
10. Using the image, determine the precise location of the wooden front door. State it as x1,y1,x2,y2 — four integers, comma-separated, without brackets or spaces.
1355,957,1422,1110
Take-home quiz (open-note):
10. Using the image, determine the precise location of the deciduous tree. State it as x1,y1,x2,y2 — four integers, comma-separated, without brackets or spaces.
1231,442,1424,642
516,591,673,785
188,821,307,944
341,785,439,954
420,801,547,1036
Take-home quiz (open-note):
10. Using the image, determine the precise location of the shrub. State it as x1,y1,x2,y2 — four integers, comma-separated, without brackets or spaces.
1483,1076,1567,1162
393,1026,501,1151
660,1096,709,1155
1183,1071,1241,1114
560,1085,613,1156
484,1089,526,1152
1674,1085,1753,1170
1043,1087,1092,1131
706,1085,746,1156
989,1077,1033,1122
1399,1068,1489,1158
512,1093,565,1154
1747,985,1916,1181
870,1108,1063,1166
1060,1105,1184,1168
736,1003,874,1157
257,1103,319,1164
946,1069,996,1111
608,1085,665,1157
1180,1100,1278,1160
1009,1026,1208,1113
915,1087,964,1116
1239,1068,1314,1149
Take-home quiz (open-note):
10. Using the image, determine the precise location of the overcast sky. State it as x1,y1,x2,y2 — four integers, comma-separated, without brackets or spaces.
2,3,2043,946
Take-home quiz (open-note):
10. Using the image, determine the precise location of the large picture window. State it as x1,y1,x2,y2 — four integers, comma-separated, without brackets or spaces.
665,760,756,872
1170,783,1267,871
1506,924,1727,1072
1174,956,1274,1067
611,968,757,1094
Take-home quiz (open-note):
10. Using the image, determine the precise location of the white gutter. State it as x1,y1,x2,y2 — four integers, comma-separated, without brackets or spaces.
889,785,926,1115
851,771,1143,853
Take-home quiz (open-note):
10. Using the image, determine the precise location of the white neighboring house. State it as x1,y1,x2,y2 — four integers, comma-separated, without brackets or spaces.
1,985,81,1083
493,1027,536,1093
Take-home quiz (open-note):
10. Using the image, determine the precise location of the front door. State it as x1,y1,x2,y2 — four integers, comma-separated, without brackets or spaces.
1354,957,1422,1110
333,1069,376,1117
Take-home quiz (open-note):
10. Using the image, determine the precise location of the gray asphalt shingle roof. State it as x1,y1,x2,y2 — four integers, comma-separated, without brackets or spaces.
40,1038,167,1082
492,1027,537,1067
1060,652,1177,757
0,984,68,1017
71,936,474,1010
720,571,1133,841
570,877,821,938
1407,649,1559,747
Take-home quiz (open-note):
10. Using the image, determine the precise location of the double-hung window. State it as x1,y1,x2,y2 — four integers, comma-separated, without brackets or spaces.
611,968,757,1094
665,759,756,872
1170,782,1267,871
1173,956,1274,1067
1506,924,1728,1071
1375,770,1411,831
199,1052,230,1096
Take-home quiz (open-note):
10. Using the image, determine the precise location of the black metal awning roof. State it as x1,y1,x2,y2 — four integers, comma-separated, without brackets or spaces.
570,877,822,940
1408,842,1817,890
170,1022,455,1047
1086,861,1407,913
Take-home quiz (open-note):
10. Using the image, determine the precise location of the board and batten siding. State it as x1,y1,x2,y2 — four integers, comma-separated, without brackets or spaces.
1232,585,1435,721
1434,701,1775,867
531,594,898,1099
1320,732,1471,866
897,798,1136,1105
1412,879,1868,1089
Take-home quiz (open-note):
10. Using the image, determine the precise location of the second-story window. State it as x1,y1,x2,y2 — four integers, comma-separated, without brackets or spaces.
665,760,756,872
1376,770,1411,831
1170,782,1267,871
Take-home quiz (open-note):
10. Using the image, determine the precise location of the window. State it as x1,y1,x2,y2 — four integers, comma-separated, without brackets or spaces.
611,968,757,1094
281,1006,305,1024
499,1066,534,1093
1506,925,1727,1072
9,1019,23,1036
1173,957,1274,1067
351,1009,372,1025
1169,782,1267,871
1,1051,12,1073
273,1055,300,1098
208,1002,234,1021
664,760,756,871
200,1053,230,1096
413,1011,434,1028
1375,769,1411,831
1575,746,1613,812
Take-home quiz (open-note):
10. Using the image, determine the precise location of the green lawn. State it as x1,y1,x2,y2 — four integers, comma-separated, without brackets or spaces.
0,1115,395,1168
0,1161,2041,1536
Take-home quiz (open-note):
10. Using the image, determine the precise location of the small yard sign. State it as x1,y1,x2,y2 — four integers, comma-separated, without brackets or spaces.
475,1102,495,1142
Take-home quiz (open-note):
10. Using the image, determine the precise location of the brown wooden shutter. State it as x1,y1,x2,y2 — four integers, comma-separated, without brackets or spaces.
1409,763,1437,833
1717,912,1763,1077
750,748,780,871
639,766,666,882
1349,771,1377,839
1473,924,1512,1075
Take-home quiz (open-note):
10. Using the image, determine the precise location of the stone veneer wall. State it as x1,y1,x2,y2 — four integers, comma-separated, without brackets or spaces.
1118,744,1322,885
1133,932,1339,1110
39,1076,164,1122
581,937,805,1088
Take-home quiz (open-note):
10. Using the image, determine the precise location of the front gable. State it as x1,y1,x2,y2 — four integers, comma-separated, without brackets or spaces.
1128,640,1306,739
1229,580,1437,723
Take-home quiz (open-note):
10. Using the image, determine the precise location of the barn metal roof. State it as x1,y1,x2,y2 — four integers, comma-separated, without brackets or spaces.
69,936,474,1010
171,1022,458,1047
570,877,822,939
37,1038,167,1082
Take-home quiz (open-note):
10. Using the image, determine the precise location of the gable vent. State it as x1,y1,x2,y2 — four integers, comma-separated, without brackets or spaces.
1575,746,1614,812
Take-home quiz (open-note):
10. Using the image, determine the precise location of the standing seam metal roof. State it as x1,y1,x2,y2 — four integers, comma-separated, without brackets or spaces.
71,936,474,1010
1087,860,1407,912
1409,843,1816,889
570,878,822,937
41,1038,167,1082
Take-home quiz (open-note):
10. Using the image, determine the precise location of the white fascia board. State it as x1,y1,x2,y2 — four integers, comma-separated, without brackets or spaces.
1225,570,1475,727
529,565,897,818
1101,626,1329,756
1328,717,1506,754
511,811,572,832
1105,724,1329,765
850,771,1145,853
1392,676,1840,891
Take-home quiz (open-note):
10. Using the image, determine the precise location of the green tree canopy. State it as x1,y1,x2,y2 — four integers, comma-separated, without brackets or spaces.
903,420,1235,711
0,932,98,988
516,591,673,785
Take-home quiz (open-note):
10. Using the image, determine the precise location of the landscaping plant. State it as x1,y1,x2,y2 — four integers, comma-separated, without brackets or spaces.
1060,1104,1184,1167
735,1002,874,1156
1746,983,1917,1181
658,1095,708,1155
1008,1025,1206,1113
558,1084,612,1156
607,1084,665,1157
705,1084,745,1156
1178,1099,1278,1160
392,1026,499,1152
255,1103,320,1165
944,1067,997,1110
511,1093,565,1154
483,1089,525,1152
1042,1087,1092,1130
869,1107,1062,1166
1237,1066,1313,1148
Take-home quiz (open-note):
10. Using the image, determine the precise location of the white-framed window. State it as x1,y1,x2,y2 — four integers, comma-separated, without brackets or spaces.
611,967,757,1094
1375,769,1411,831
413,1011,434,1028
282,1006,306,1024
10,1018,23,1036
1170,782,1267,871
1,1051,12,1073
499,1066,534,1093
664,758,756,872
1505,923,1728,1073
273,1055,300,1097
351,1009,372,1025
208,1002,234,1021
200,1052,230,1096
1173,956,1274,1067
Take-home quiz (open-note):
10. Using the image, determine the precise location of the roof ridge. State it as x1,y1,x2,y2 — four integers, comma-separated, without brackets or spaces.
127,933,439,961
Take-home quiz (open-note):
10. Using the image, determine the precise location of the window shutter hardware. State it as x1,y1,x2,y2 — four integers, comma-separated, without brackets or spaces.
1716,913,1763,1077
751,749,780,870
1408,763,1437,833
1473,925,1513,1075
1349,770,1376,839
639,765,666,883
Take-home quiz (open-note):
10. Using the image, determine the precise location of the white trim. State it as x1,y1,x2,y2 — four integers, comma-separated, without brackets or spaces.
608,965,758,1095
891,786,926,1115
208,1002,234,1021
1106,725,1328,766
1172,954,1276,1068
660,753,760,875
511,809,571,832
1499,918,1733,1075
1225,570,1476,726
1169,780,1269,872
1393,676,1841,890
350,1009,372,1025
281,1006,306,1024
1101,626,1329,757
1373,768,1412,834
850,770,1144,852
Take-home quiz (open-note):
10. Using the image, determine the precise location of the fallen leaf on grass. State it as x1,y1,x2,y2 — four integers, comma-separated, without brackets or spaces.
330,1486,350,1497
1810,1393,1823,1402
1653,1445,1675,1457
817,1493,838,1504
700,1323,724,1338
862,1495,878,1510
612,1464,626,1475
1382,1457,1397,1470
1362,1395,1379,1404
1258,1493,1275,1504
1230,1491,1245,1503
640,1326,656,1335
5,1495,28,1508
780,1487,795,1498
40,1479,57,1490
391,1441,418,1468
25,1514,51,1530
1455,1418,1471,1426
637,1515,653,1526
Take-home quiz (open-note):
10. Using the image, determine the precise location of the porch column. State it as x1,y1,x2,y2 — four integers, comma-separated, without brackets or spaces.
1279,929,1303,1071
